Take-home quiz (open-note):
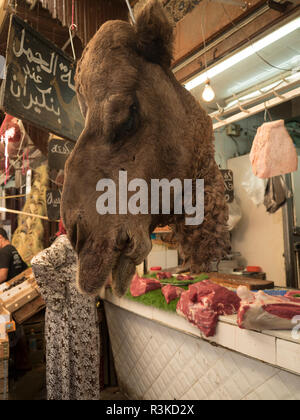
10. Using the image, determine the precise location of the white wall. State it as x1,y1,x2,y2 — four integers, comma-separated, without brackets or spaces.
214,115,263,169
292,150,300,227
228,154,286,287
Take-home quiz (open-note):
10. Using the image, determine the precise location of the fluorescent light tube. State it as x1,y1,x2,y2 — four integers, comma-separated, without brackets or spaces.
185,16,300,91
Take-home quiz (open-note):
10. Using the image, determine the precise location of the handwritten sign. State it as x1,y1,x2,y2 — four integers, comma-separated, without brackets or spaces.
1,15,84,141
48,138,75,171
221,169,234,203
46,190,61,221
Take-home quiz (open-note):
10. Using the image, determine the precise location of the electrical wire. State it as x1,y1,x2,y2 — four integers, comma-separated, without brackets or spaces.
200,2,209,74
220,2,293,72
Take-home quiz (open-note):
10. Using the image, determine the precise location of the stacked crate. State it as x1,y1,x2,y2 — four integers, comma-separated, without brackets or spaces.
23,312,45,367
0,337,9,400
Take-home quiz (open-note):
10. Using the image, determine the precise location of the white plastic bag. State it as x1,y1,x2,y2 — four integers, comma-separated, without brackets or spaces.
241,167,267,206
227,199,242,231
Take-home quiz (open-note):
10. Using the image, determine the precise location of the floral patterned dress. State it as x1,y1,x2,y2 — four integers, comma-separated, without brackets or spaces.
31,235,100,400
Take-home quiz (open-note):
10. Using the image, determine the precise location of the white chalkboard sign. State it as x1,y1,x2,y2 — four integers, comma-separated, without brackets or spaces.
1,15,84,141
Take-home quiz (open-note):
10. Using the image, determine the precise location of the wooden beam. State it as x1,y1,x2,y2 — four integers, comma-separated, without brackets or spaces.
173,2,300,83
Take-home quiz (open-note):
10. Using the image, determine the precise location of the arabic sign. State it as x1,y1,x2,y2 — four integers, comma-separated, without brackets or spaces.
46,189,61,221
48,138,75,170
1,15,84,141
221,169,234,203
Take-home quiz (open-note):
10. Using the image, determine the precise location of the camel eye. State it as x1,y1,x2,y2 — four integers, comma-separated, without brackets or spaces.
124,104,137,133
112,101,139,143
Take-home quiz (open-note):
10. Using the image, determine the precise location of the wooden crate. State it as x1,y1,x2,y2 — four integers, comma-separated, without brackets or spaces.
0,279,39,313
0,377,9,400
13,296,45,325
0,338,9,361
0,359,8,380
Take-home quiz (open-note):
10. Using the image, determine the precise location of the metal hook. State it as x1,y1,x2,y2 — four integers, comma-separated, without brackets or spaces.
232,93,250,114
125,0,136,25
69,24,77,61
263,102,272,122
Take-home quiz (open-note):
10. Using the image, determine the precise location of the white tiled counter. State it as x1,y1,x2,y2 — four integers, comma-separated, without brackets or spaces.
100,288,300,400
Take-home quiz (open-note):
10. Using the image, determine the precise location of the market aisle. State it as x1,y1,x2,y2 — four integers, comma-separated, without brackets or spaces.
8,366,127,400
100,387,128,400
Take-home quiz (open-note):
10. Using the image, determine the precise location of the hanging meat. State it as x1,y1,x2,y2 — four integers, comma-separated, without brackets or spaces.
250,119,298,179
0,114,28,160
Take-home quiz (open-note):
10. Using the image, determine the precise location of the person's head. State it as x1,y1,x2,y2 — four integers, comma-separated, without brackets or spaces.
0,228,9,248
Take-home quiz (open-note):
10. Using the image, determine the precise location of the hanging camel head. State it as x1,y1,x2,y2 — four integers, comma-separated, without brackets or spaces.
61,0,230,297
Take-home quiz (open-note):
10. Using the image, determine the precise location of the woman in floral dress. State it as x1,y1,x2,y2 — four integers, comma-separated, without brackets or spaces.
31,222,100,400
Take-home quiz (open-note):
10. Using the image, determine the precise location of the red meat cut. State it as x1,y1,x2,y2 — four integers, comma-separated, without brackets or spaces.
156,271,172,280
237,286,300,330
284,290,300,303
176,280,240,337
130,274,161,297
161,284,183,304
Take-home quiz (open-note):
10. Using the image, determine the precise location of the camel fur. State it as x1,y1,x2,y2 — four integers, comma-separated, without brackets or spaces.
62,0,230,296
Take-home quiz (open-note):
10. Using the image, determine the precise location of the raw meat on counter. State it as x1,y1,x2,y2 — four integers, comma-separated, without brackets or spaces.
237,286,300,331
130,274,161,297
284,290,300,303
156,272,172,280
161,284,183,304
176,274,194,281
176,280,241,337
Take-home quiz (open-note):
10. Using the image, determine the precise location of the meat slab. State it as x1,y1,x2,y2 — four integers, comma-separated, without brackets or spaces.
176,280,240,337
250,119,298,178
237,286,300,330
161,284,183,304
130,274,161,297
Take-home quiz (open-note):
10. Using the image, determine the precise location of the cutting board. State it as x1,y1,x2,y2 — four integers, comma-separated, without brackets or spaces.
206,273,274,290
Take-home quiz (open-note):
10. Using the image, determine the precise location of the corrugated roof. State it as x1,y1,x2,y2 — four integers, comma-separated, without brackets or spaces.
37,0,128,46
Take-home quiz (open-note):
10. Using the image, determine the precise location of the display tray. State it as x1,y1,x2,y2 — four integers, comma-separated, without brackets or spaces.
125,273,209,313
152,274,209,287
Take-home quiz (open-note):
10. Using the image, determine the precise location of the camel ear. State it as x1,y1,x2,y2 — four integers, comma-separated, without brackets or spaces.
134,0,174,68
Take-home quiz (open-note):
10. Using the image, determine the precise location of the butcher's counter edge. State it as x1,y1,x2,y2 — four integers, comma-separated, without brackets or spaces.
100,288,300,377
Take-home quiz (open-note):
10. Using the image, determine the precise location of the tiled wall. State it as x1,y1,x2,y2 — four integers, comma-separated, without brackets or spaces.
105,303,300,400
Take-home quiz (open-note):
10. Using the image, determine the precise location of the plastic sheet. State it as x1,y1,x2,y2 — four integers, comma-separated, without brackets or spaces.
241,168,267,206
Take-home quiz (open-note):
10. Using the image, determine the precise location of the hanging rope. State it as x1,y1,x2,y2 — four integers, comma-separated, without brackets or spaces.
71,0,76,31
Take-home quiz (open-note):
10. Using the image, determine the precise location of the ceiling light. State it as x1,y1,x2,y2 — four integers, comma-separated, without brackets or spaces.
202,80,216,102
185,16,300,91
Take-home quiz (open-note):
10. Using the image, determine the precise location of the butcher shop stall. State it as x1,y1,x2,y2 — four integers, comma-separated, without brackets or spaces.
99,0,300,401
0,0,300,403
